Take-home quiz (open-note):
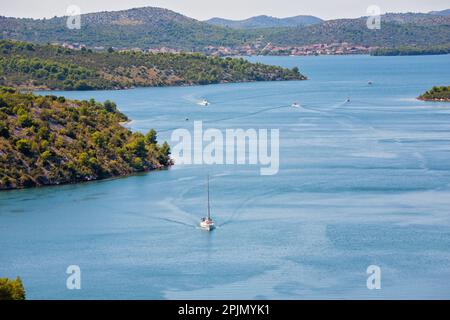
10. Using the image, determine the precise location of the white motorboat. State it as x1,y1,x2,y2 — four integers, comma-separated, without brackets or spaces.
291,102,300,108
199,99,209,107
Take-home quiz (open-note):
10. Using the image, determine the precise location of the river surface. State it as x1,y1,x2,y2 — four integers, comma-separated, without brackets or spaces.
1,55,450,299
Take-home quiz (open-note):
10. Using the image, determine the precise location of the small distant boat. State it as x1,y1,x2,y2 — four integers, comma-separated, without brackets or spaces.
291,102,300,108
368,81,373,85
199,99,209,107
200,175,215,231
346,97,351,103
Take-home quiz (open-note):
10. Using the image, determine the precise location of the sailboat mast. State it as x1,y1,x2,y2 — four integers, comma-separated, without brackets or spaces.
207,175,211,220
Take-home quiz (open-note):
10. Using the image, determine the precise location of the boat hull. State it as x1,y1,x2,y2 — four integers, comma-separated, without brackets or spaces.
199,221,215,231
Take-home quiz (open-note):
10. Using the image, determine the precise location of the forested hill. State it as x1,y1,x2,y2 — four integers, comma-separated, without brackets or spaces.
0,40,305,90
0,87,172,190
262,14,450,47
0,7,449,50
0,7,251,50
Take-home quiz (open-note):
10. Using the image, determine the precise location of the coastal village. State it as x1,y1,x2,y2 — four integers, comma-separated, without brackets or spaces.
201,42,378,56
58,41,379,56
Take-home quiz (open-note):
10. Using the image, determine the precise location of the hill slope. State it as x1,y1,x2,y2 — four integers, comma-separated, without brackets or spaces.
1,7,449,50
0,87,172,190
264,15,450,47
205,15,323,29
0,7,252,50
0,40,305,90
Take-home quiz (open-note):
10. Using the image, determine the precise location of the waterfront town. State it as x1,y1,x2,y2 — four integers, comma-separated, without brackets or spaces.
202,42,378,56
58,41,378,56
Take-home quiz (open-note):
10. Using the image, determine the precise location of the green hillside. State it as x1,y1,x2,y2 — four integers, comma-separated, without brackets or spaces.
1,7,449,50
0,7,252,50
263,16,450,47
0,40,305,90
0,87,172,190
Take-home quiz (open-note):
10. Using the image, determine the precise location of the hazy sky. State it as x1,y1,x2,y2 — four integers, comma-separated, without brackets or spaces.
1,0,449,20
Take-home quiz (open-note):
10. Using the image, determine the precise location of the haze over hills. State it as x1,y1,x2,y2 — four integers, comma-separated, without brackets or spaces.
429,9,450,16
0,6,449,51
205,15,323,29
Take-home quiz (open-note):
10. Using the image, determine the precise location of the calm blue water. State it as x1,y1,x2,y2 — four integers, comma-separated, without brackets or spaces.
1,55,450,299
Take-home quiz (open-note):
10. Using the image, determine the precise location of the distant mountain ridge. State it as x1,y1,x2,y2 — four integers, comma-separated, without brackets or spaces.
264,13,450,47
0,6,449,50
205,15,323,29
72,6,197,26
0,6,248,50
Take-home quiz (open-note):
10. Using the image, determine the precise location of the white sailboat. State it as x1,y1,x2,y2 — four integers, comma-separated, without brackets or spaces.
200,175,215,231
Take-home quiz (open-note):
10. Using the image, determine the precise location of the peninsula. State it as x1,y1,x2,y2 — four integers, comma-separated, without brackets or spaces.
0,40,305,91
418,86,450,102
0,87,172,190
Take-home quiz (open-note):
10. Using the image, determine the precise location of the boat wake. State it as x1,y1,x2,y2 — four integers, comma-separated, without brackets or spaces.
219,189,277,227
204,105,290,124
156,104,291,133
155,201,199,228
154,217,197,228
